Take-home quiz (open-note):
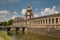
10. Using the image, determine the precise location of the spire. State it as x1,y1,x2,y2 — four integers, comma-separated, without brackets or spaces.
28,3,30,8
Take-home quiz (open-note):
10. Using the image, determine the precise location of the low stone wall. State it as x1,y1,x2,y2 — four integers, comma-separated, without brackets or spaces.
27,27,60,37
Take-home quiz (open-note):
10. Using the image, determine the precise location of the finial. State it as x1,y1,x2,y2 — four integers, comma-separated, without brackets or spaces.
28,3,30,8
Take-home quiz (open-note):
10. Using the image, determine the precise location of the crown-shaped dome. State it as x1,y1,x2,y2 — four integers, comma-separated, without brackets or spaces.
28,4,30,8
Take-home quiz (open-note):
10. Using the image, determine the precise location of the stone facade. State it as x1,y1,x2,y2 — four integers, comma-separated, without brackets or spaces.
27,13,60,29
13,17,25,27
12,4,60,36
13,4,60,31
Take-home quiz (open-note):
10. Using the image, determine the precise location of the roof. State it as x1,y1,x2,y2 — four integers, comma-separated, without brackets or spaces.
30,13,60,20
13,17,25,22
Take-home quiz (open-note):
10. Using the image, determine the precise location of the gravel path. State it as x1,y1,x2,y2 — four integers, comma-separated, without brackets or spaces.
0,36,4,40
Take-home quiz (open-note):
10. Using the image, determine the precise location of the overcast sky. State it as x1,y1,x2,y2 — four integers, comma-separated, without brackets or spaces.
0,0,60,22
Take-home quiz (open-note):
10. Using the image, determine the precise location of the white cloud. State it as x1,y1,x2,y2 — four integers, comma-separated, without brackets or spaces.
0,10,9,21
0,10,10,22
13,11,17,15
0,10,9,14
0,0,20,3
40,6,59,16
33,6,60,17
0,10,18,22
34,14,39,17
11,11,18,19
35,8,39,10
11,15,17,19
21,8,39,17
0,10,20,22
0,14,7,18
21,9,26,15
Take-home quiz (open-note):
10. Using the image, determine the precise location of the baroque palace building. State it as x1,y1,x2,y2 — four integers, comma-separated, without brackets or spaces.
13,4,60,30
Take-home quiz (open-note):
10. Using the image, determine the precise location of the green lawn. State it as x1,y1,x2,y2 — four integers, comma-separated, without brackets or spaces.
0,31,13,40
23,32,60,40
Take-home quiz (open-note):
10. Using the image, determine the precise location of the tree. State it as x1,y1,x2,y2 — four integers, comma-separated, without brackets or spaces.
3,22,8,27
8,19,13,26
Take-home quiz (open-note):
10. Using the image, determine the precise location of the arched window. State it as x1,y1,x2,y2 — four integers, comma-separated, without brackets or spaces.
41,20,42,24
49,19,51,24
56,18,58,23
52,18,54,24
46,19,47,24
43,20,45,24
